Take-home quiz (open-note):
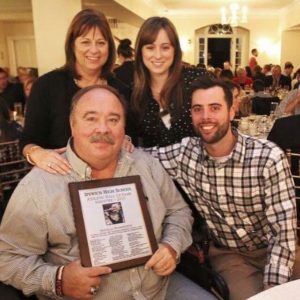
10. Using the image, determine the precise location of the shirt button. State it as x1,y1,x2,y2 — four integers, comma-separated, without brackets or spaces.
131,269,136,273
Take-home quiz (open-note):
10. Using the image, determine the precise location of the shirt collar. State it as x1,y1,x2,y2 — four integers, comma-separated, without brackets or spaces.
65,138,134,180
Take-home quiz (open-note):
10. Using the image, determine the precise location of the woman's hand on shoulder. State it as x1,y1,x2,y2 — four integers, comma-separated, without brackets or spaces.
27,146,71,175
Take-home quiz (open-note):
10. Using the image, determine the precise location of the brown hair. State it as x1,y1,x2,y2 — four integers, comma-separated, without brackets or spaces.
132,16,183,119
63,9,115,79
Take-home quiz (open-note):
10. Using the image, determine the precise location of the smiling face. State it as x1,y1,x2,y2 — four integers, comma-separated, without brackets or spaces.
74,27,109,75
191,86,235,146
141,29,175,78
70,88,125,167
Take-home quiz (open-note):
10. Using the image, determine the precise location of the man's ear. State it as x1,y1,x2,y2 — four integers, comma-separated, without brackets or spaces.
229,105,235,121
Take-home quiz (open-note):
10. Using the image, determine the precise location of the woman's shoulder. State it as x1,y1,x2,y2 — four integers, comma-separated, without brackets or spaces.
37,68,71,85
182,66,211,83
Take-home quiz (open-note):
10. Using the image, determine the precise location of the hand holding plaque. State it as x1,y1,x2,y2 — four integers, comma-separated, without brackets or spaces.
69,175,158,271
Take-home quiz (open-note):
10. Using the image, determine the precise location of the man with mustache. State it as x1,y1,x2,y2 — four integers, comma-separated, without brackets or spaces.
0,85,215,300
145,78,299,300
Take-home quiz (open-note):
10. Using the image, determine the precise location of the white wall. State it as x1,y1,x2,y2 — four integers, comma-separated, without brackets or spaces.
0,21,34,69
31,0,82,76
281,30,300,70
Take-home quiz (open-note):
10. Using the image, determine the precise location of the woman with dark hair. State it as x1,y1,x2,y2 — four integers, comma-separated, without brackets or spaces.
20,9,129,174
131,17,209,147
114,38,134,88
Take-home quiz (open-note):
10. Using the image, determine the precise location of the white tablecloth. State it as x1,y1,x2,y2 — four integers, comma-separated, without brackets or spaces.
247,279,300,300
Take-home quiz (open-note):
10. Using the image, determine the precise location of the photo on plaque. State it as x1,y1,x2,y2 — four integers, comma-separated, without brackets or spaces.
103,202,125,225
68,175,158,271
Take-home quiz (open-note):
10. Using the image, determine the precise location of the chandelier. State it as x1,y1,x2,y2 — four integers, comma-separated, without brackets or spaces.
220,3,248,27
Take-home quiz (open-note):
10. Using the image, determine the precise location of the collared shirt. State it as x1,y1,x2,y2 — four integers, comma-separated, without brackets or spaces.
147,130,296,285
0,142,193,299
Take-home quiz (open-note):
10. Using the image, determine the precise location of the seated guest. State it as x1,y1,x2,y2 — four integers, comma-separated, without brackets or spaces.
283,61,294,82
0,85,215,300
142,78,299,300
0,97,22,142
219,69,234,82
264,64,291,90
292,68,300,89
252,65,265,81
232,66,253,89
262,64,272,76
275,89,300,117
223,61,233,71
0,68,25,110
251,80,279,115
252,79,269,97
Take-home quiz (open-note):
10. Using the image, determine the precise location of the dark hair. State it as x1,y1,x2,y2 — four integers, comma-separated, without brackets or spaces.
132,16,183,119
70,85,127,120
245,66,252,78
284,61,294,69
219,69,234,81
63,9,116,80
263,64,272,72
252,79,265,93
117,38,133,59
190,78,233,108
251,48,257,55
225,80,241,93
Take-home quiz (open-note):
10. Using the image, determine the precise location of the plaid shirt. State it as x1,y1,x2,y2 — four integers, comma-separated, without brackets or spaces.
148,130,297,285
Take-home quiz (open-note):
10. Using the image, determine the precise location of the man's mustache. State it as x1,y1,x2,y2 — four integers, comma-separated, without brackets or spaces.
89,134,115,144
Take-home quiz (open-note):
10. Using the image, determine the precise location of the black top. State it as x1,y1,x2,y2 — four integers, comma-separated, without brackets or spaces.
114,61,134,89
20,68,130,150
132,67,209,147
0,82,25,110
267,114,300,151
264,74,291,90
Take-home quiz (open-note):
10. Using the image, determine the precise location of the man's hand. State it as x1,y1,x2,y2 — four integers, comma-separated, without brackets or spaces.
62,260,112,299
144,243,177,276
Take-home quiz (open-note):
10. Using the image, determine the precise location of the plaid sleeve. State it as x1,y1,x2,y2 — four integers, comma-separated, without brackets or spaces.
143,142,182,179
263,150,297,285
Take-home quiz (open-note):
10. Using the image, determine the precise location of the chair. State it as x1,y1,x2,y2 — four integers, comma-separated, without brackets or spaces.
0,140,31,220
286,149,300,243
177,217,230,300
251,96,280,115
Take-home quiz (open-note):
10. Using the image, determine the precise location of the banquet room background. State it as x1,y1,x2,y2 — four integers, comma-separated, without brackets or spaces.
0,0,299,77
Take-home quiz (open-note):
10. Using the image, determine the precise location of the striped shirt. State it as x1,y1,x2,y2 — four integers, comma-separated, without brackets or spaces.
147,130,297,285
0,143,193,299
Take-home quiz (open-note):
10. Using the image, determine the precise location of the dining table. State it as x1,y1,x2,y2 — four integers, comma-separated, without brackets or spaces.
247,279,300,300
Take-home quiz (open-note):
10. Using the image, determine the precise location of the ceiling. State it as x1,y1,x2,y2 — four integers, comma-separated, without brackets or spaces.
0,0,298,22
159,0,295,12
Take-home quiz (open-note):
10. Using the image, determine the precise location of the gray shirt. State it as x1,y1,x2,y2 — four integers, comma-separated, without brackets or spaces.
0,142,193,299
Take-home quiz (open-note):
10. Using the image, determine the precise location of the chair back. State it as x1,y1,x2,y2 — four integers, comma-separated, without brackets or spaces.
286,149,300,242
0,140,31,198
251,96,280,115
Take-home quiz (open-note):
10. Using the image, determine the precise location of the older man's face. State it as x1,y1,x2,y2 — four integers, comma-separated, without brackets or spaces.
70,88,125,166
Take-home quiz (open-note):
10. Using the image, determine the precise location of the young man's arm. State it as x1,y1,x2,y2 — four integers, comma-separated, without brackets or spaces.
263,148,297,286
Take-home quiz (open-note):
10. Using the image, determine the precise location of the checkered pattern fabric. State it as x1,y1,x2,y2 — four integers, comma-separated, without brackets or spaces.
148,130,297,285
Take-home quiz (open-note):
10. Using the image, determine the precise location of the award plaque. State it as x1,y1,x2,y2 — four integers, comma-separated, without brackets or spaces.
69,175,158,271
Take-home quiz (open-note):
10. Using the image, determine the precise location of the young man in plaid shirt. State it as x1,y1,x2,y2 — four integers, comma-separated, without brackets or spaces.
146,78,299,300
